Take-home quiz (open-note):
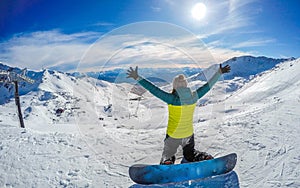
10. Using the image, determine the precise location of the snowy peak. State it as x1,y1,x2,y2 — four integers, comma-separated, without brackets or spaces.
222,56,293,80
0,65,64,104
39,69,76,93
0,64,90,104
0,62,117,127
0,63,40,104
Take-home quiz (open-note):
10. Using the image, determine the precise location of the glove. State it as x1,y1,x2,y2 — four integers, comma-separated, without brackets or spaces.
220,64,231,74
126,66,139,80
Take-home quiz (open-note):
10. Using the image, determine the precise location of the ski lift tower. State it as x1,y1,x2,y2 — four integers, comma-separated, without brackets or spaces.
0,68,35,128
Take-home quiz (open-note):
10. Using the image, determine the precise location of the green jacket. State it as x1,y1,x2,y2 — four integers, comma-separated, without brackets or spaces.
137,70,221,138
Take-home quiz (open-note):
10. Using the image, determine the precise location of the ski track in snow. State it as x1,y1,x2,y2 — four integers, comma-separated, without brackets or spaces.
0,58,299,187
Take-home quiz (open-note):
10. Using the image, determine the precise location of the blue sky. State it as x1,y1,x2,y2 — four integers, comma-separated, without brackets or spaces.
0,0,299,71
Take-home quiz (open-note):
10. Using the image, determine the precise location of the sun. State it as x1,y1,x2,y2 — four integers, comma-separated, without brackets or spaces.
191,3,207,20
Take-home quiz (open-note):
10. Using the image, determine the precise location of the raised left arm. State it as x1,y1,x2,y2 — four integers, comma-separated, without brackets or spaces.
127,66,174,104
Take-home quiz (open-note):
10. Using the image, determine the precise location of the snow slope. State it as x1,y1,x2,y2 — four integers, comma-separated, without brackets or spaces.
0,57,299,187
204,58,300,187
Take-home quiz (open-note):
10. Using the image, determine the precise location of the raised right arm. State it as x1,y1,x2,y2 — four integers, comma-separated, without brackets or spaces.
194,64,231,100
137,77,174,104
194,69,221,99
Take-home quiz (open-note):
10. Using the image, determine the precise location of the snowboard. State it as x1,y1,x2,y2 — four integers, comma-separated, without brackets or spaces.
129,153,237,185
129,170,239,188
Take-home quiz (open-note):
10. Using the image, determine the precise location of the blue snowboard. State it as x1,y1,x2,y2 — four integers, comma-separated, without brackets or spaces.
129,170,239,188
129,153,237,185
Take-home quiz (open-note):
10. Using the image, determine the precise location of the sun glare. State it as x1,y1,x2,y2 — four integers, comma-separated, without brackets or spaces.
191,3,207,20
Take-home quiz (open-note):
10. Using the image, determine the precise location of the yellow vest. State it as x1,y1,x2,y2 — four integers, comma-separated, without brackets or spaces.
167,103,196,138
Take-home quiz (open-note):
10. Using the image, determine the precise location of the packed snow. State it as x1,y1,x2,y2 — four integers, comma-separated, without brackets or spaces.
0,56,299,187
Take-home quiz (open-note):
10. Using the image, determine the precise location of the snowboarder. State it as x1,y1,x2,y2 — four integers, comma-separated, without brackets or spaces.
127,64,231,165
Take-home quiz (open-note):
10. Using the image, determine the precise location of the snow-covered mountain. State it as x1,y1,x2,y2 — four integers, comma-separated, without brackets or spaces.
190,56,295,81
0,67,118,129
0,56,299,187
222,56,295,80
0,64,42,104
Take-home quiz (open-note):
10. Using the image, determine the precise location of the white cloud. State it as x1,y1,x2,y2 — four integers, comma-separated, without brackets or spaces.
0,24,251,72
92,22,115,27
207,46,251,62
229,0,259,13
232,38,276,48
164,0,175,6
0,30,99,71
151,6,161,12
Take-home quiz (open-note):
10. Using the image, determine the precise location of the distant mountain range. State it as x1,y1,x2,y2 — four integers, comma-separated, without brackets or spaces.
71,67,203,83
0,55,295,105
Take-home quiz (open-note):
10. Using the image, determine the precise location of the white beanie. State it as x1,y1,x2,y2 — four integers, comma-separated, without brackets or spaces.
173,74,188,89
